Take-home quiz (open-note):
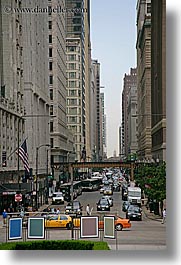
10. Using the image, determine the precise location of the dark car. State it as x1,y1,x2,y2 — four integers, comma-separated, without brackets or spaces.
65,201,82,216
122,201,130,212
97,198,110,211
126,205,142,221
113,183,120,191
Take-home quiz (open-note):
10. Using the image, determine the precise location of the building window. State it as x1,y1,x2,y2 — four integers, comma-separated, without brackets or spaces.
49,21,52,30
69,63,76,70
69,72,76,79
49,61,53,71
49,35,52,43
68,54,76,61
50,121,53,132
69,81,76,88
50,89,53,100
147,3,151,14
50,138,54,148
69,90,76,96
50,105,53,115
49,75,53,85
49,48,52,57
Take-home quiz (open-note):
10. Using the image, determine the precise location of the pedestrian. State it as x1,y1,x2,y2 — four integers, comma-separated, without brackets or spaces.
20,208,25,218
56,208,60,214
2,209,7,226
161,208,166,224
86,204,90,215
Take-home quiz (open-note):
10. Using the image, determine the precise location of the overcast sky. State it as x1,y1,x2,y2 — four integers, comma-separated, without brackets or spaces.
90,0,137,157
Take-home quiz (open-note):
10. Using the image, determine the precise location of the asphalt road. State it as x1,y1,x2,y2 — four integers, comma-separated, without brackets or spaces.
0,189,166,250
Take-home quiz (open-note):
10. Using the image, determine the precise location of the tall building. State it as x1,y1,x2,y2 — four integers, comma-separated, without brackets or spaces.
22,0,50,177
47,0,74,181
65,0,86,161
151,0,166,161
90,59,97,161
127,84,138,155
84,0,92,160
92,59,102,161
136,0,152,160
121,68,137,157
0,0,25,183
100,91,107,159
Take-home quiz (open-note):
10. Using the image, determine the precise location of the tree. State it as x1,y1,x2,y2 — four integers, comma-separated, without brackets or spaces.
134,162,166,202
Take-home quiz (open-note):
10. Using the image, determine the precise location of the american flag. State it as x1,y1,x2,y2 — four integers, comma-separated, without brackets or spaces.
16,139,30,173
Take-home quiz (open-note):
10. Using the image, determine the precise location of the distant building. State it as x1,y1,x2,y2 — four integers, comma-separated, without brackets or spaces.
121,68,137,157
92,59,102,161
100,91,107,159
127,84,138,155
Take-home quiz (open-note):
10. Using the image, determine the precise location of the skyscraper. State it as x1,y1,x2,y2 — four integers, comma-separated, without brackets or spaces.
47,0,74,180
136,0,152,160
0,0,25,182
121,68,137,157
65,0,86,161
151,0,166,161
100,91,107,159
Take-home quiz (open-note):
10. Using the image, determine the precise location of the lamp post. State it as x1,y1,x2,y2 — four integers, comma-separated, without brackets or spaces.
35,144,50,210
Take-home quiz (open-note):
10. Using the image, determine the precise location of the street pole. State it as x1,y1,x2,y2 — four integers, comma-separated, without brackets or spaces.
69,164,74,239
45,149,49,204
35,147,38,210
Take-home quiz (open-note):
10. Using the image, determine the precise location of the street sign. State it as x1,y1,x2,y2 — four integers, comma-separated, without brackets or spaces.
15,193,22,202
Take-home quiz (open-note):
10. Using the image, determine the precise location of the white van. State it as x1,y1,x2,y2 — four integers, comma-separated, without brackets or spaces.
52,192,64,205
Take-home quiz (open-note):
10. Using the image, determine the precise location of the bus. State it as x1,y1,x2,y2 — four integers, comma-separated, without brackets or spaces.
59,181,82,202
81,178,102,191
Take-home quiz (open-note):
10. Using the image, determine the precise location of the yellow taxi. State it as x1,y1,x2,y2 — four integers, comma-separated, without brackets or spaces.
45,214,80,229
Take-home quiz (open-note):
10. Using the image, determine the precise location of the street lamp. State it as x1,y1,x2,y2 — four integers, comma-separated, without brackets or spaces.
35,144,50,210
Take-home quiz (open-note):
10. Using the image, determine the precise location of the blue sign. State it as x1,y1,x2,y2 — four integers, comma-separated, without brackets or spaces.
9,218,22,240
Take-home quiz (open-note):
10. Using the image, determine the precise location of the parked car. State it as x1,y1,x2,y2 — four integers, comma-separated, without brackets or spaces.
52,192,64,205
97,198,110,211
122,201,130,212
101,195,113,207
126,205,142,221
99,215,131,231
65,201,82,216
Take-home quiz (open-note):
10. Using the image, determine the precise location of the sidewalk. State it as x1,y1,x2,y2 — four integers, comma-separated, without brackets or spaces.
0,200,51,228
142,205,163,222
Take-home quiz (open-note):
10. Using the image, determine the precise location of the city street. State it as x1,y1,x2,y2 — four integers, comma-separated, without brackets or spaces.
0,190,166,250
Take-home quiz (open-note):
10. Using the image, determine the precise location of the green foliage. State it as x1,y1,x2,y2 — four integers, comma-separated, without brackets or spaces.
0,240,110,250
134,162,166,202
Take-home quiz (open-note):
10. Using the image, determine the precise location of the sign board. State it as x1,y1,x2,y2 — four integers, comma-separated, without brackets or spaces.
3,191,16,195
80,216,99,238
104,216,115,238
27,217,45,239
9,218,22,240
15,193,22,202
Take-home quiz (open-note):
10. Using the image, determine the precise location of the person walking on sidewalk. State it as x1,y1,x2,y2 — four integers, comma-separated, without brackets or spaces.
86,204,90,215
2,209,7,226
161,208,166,224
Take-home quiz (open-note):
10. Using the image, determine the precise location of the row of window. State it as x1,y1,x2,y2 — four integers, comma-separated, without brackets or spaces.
67,54,81,61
